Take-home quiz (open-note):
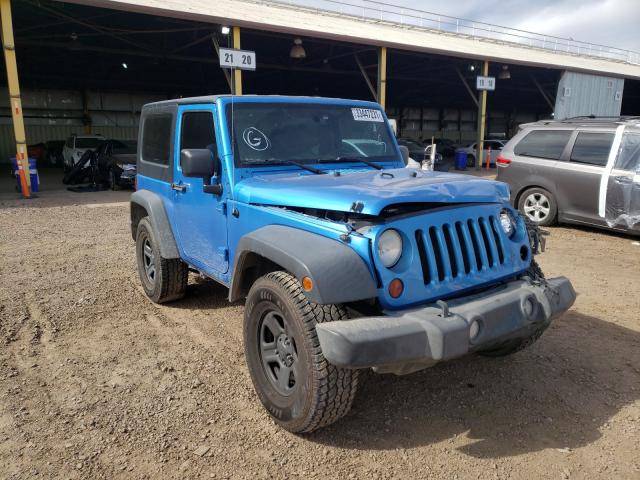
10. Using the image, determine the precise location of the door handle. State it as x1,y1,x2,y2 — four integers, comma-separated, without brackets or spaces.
171,182,186,192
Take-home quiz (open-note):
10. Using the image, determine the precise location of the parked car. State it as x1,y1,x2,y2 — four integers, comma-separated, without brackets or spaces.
458,139,506,167
497,117,640,235
131,95,575,433
63,134,104,171
424,137,457,158
97,139,137,190
397,137,443,168
63,139,137,190
28,140,65,167
396,137,427,161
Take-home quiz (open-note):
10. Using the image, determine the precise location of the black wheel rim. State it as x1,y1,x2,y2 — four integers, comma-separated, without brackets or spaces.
259,310,299,396
142,236,156,285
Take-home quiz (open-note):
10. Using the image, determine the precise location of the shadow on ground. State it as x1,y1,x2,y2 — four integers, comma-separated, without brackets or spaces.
0,187,132,209
306,310,640,458
169,281,640,459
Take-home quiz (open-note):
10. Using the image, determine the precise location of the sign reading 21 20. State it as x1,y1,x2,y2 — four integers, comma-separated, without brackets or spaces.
219,48,256,71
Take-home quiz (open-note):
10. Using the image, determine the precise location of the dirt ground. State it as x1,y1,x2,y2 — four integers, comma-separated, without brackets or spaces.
1,189,639,480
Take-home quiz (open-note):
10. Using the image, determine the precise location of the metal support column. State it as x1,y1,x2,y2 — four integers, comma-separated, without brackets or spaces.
475,60,489,170
1,0,30,197
232,26,242,95
377,46,387,110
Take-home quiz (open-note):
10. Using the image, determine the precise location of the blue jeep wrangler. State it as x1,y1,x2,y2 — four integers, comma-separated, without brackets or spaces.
130,95,575,433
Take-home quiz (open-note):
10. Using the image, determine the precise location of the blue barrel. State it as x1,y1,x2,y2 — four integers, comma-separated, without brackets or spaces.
454,150,467,170
11,157,39,193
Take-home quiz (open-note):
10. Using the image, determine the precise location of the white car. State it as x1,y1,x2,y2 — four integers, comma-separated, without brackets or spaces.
458,139,506,167
63,134,104,171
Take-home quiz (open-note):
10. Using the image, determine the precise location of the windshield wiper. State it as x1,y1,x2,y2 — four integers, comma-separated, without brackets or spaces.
253,159,326,175
283,160,326,175
320,156,384,170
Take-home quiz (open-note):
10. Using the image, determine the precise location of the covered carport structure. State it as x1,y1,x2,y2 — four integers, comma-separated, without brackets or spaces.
2,0,640,196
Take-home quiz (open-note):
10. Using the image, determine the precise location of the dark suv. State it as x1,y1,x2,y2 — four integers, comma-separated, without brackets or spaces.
497,117,640,235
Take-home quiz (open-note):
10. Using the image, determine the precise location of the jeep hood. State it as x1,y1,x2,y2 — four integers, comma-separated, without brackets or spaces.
234,168,510,215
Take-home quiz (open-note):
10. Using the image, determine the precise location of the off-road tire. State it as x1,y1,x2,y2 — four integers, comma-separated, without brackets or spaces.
135,217,188,303
517,187,558,227
244,271,359,433
478,259,547,357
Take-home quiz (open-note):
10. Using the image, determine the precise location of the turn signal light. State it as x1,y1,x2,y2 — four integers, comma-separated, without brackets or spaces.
496,155,511,166
388,278,404,298
302,276,313,292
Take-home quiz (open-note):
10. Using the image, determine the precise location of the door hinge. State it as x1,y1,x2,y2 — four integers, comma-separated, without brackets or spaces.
217,247,229,261
217,201,227,215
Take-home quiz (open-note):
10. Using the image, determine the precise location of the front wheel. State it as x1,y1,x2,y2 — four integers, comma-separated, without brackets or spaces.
244,271,359,433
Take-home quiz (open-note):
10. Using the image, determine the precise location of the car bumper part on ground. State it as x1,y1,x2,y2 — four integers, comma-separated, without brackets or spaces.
316,276,576,375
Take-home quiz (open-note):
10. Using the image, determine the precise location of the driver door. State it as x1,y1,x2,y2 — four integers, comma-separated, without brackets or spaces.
171,106,229,274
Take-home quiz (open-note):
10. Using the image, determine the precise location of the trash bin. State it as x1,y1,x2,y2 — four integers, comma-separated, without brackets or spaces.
454,150,467,171
10,157,39,193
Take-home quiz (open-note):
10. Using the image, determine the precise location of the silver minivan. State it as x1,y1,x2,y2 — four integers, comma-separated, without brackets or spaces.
497,117,640,236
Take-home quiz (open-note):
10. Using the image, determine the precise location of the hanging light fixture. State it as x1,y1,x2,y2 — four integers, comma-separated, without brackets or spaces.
499,65,511,79
290,38,306,59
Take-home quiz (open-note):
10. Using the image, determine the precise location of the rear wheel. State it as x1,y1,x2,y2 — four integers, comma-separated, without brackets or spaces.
518,187,557,226
244,271,359,433
135,217,188,303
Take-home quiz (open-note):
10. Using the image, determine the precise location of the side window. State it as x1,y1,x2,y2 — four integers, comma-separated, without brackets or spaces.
514,130,572,160
141,114,172,165
614,133,640,171
180,111,216,151
570,132,614,167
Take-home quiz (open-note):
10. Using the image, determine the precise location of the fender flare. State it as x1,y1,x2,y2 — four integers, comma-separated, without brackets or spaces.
130,189,180,259
229,225,378,305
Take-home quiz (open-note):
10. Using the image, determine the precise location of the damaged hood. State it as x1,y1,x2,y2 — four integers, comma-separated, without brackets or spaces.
235,168,510,215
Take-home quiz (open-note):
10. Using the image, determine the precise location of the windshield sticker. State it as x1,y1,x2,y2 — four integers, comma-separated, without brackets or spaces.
352,108,384,122
242,127,271,151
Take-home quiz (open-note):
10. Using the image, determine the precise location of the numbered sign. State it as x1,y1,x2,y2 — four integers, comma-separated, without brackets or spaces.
219,48,256,71
476,76,496,91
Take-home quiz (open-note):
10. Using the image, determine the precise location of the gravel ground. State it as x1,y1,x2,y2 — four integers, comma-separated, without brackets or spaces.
1,190,639,480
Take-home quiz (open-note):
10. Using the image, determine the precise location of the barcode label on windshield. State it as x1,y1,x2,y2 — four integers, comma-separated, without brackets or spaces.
352,108,384,122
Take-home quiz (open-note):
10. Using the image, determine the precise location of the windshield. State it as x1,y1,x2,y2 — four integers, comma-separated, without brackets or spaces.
226,103,397,166
75,137,102,149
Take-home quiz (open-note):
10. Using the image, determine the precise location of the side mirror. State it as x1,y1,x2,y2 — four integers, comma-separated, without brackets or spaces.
181,148,216,178
180,148,223,195
399,145,410,166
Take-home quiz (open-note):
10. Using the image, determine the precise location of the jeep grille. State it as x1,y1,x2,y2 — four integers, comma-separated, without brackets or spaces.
415,216,506,285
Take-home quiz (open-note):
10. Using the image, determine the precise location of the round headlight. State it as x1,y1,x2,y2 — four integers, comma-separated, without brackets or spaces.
377,229,403,268
499,209,516,237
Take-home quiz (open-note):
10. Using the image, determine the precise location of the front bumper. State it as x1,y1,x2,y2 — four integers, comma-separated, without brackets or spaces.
316,276,575,375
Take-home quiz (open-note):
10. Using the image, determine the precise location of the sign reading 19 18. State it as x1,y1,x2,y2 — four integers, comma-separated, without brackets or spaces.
219,48,256,71
476,76,496,91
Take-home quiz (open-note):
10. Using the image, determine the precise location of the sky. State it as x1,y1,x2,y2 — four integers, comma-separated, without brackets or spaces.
299,0,640,52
